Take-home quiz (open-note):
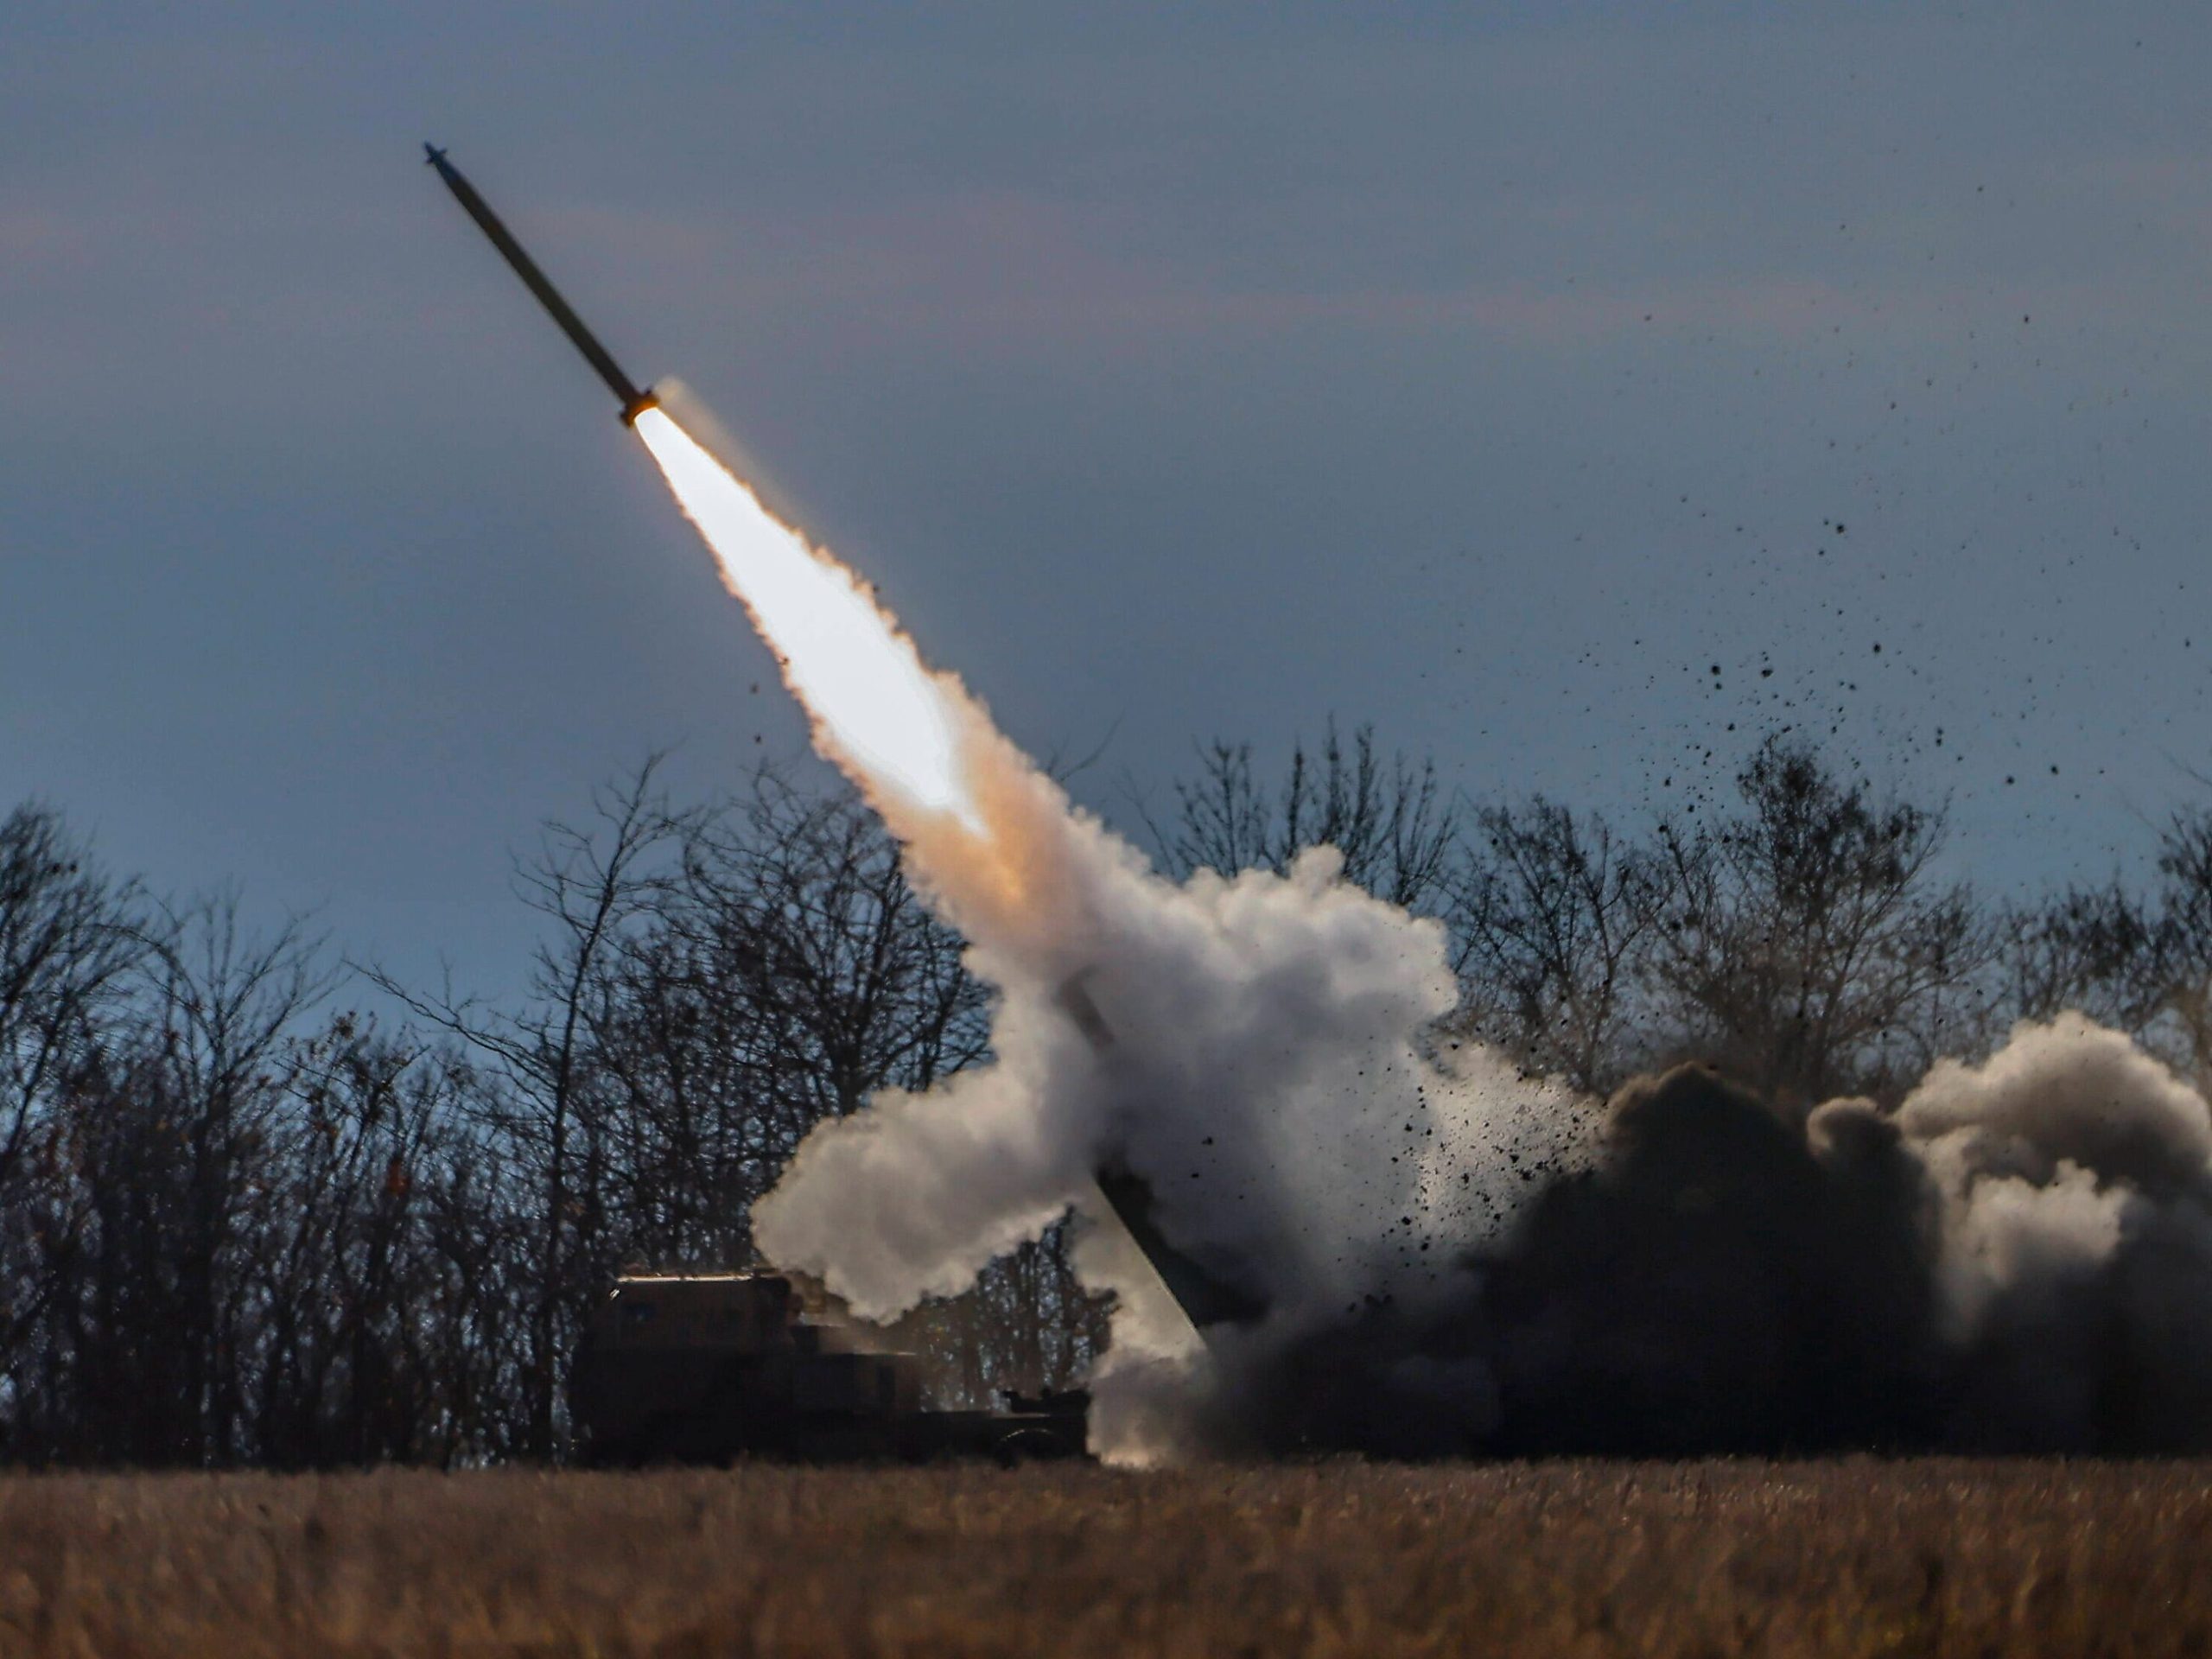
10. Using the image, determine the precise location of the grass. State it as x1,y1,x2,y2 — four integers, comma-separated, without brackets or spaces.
2,1459,2209,1656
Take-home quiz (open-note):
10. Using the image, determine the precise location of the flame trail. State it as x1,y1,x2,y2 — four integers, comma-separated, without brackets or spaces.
633,405,982,833
631,402,1105,977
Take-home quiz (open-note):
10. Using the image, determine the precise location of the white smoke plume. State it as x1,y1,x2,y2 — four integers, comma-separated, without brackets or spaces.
754,742,1592,1459
1891,1014,2212,1446
1904,1014,2212,1330
637,397,2212,1459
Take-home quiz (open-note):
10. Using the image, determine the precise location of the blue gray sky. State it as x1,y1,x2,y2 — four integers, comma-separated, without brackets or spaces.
6,3,2212,997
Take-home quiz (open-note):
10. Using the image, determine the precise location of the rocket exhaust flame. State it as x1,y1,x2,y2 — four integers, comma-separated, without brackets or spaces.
422,146,982,835
632,407,982,833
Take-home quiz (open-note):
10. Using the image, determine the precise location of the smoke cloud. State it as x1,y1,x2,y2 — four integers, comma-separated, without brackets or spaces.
753,725,1596,1459
764,713,2212,1459
1202,1014,2212,1459
645,397,2212,1462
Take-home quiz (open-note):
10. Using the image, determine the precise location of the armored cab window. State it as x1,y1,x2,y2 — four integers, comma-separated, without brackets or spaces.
624,1300,657,1325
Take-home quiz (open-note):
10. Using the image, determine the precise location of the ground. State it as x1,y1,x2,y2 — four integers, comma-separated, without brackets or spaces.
2,1459,2208,1656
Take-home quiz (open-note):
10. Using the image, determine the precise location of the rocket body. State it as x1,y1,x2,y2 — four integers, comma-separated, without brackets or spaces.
424,144,657,425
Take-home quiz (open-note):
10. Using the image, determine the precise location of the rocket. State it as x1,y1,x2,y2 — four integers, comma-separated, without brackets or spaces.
423,143,658,426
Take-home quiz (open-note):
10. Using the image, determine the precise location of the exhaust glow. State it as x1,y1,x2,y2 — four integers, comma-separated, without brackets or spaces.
633,404,980,830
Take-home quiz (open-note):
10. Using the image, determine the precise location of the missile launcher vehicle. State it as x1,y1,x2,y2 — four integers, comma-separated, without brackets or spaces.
570,1271,1089,1465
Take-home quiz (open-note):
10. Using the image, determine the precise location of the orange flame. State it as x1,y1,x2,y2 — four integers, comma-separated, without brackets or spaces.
633,406,982,832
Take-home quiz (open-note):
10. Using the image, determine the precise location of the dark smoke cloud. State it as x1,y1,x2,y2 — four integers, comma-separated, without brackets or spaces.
1217,1021,2212,1458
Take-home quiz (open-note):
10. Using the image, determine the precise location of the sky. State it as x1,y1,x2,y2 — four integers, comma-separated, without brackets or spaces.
6,3,2212,1001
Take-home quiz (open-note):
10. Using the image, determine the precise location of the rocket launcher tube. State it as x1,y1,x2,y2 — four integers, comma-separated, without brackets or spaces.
1058,975,1269,1333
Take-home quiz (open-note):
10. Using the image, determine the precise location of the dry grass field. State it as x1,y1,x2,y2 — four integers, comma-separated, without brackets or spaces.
2,1459,2209,1657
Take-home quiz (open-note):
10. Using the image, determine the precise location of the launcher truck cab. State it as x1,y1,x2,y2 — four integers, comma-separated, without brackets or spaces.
571,1271,1088,1465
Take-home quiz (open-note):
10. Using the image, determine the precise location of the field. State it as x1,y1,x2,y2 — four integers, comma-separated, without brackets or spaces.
3,1459,2209,1657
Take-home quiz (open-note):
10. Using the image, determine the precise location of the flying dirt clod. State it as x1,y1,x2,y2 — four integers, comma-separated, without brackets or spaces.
423,143,659,426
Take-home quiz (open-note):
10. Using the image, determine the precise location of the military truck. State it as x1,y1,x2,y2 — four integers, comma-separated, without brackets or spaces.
570,1271,1090,1465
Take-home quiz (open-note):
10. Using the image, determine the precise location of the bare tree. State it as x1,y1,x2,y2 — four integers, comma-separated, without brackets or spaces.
364,757,688,1456
1451,799,1658,1092
6,887,332,1465
2002,807,2212,1084
588,768,989,1273
130,893,331,1463
2137,807,2212,1079
1644,740,1989,1106
0,807,148,1363
1148,721,1461,913
1999,881,2162,1028
245,1024,492,1466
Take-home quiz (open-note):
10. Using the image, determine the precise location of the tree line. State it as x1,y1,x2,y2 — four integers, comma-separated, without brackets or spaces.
4,730,2210,1465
